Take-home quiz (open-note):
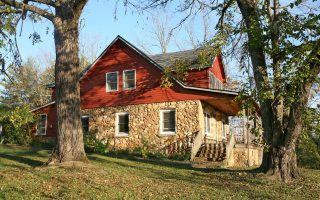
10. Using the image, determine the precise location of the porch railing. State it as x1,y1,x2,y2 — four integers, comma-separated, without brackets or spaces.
190,130,205,161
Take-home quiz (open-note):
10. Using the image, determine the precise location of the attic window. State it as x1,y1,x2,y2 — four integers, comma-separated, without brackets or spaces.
106,72,118,91
123,70,136,90
209,72,223,90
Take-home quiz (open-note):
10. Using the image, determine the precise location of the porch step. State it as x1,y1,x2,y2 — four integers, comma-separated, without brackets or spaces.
195,142,226,162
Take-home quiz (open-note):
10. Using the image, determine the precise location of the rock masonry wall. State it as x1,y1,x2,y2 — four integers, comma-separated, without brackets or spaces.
82,100,201,151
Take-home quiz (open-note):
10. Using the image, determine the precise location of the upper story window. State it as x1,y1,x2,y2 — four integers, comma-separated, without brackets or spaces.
81,115,89,134
106,72,118,92
36,114,47,135
123,70,136,90
209,72,223,90
160,109,176,135
116,112,129,137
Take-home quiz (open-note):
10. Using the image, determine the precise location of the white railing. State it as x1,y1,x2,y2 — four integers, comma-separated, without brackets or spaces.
224,131,236,166
190,130,205,161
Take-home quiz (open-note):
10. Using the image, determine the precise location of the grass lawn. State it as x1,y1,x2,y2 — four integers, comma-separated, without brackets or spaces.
0,145,319,199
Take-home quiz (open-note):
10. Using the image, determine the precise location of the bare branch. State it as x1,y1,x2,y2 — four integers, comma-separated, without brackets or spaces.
0,0,55,21
216,0,235,29
29,0,56,7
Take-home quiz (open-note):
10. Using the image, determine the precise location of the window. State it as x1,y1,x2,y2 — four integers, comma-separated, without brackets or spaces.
209,72,223,90
36,114,47,135
222,119,227,139
160,110,176,135
116,112,129,136
106,72,118,91
204,113,211,136
123,70,136,90
81,115,89,134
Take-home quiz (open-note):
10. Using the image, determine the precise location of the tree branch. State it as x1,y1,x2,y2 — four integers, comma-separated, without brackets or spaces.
216,0,235,29
29,0,56,7
0,0,55,21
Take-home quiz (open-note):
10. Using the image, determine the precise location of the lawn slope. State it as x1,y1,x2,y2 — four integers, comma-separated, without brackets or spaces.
0,145,319,199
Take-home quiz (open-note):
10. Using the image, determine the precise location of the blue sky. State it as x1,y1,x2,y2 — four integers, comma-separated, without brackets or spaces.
16,0,211,64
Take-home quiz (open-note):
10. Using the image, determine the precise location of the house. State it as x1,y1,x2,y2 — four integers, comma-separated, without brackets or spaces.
32,35,262,167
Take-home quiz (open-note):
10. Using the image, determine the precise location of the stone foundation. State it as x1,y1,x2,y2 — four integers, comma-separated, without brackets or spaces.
82,100,202,151
230,144,263,167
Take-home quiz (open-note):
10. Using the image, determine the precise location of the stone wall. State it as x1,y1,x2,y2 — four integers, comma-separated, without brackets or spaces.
82,100,201,151
230,144,263,167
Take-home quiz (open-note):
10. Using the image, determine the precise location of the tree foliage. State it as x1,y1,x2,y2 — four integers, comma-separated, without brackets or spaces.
0,57,54,108
297,106,320,169
0,105,36,145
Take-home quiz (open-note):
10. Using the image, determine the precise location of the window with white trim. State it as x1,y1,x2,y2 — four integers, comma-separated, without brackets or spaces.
106,72,118,91
36,114,47,135
81,115,89,134
222,119,227,139
204,113,211,136
116,112,129,136
209,72,223,89
160,109,176,135
123,70,136,90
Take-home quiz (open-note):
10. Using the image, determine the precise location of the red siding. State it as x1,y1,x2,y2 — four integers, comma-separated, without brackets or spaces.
33,104,56,138
80,41,232,109
209,55,226,83
51,88,56,101
185,69,209,88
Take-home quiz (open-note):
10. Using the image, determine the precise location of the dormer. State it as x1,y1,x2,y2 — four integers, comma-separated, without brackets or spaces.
150,50,227,90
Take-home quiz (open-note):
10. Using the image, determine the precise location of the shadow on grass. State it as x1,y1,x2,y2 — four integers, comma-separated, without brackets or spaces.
89,153,261,174
88,153,267,197
0,153,44,167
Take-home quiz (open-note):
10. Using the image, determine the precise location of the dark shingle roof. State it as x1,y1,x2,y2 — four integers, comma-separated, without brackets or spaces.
149,49,206,69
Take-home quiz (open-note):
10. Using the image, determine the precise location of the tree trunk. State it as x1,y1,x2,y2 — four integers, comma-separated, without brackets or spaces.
51,2,87,163
235,0,316,182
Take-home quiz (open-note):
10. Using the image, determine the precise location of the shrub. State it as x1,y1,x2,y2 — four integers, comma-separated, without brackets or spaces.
0,106,35,145
30,137,55,148
169,153,190,161
84,131,108,154
297,133,320,169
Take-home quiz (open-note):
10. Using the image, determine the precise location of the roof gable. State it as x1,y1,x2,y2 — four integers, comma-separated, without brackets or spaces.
81,35,235,95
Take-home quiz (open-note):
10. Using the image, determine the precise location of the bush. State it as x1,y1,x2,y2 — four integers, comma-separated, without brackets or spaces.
0,106,35,145
30,137,55,148
169,153,190,161
84,131,108,154
297,134,320,169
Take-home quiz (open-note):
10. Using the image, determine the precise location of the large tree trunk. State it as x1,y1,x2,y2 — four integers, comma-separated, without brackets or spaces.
51,2,87,163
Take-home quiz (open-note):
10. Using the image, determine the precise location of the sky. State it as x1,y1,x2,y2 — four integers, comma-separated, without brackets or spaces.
16,0,213,65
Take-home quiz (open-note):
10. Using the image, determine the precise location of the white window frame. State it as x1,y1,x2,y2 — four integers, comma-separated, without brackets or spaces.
123,69,136,90
106,71,119,92
115,112,129,137
204,112,212,136
216,120,219,142
222,119,227,139
36,114,47,136
160,109,176,135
